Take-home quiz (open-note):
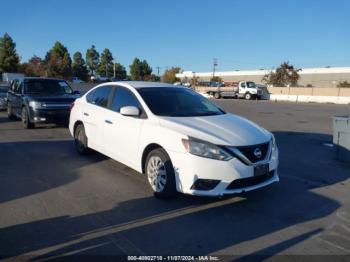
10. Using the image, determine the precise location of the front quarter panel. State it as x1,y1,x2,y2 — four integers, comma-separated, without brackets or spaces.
138,119,188,171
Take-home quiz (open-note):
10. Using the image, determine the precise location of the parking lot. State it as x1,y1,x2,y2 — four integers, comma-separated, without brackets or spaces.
0,100,349,260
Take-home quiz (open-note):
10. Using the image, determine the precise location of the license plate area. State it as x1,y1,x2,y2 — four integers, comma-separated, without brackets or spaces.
254,163,269,176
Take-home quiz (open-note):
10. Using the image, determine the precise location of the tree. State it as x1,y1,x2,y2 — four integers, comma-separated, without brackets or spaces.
44,41,72,79
113,62,127,80
129,58,152,80
21,55,46,76
161,67,181,83
72,52,89,81
0,33,20,73
262,62,300,87
210,76,222,82
338,81,350,88
144,74,160,82
97,48,114,77
85,45,99,76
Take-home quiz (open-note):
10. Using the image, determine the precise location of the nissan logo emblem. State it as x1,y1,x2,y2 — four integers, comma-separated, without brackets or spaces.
254,148,262,158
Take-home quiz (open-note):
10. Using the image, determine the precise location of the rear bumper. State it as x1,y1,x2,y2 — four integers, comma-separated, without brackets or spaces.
29,108,70,124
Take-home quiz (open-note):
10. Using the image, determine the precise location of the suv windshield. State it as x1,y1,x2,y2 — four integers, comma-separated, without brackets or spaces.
137,87,225,117
25,79,73,95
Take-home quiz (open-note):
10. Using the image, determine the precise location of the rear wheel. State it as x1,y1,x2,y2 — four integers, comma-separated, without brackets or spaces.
74,124,90,155
21,107,34,129
7,103,16,120
145,148,177,198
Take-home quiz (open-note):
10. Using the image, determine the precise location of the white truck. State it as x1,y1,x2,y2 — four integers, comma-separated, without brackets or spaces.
205,81,264,100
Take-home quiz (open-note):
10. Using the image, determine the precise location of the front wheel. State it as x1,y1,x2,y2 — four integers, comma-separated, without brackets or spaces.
244,93,252,100
145,148,177,198
21,107,35,129
214,92,221,99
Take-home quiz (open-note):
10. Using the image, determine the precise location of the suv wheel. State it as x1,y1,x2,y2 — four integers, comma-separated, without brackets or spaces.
21,107,35,129
7,103,16,120
74,124,90,155
214,92,221,99
145,148,177,198
245,93,252,100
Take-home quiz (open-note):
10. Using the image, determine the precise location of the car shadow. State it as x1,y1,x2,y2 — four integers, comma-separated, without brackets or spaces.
0,131,349,259
0,115,15,124
0,140,107,204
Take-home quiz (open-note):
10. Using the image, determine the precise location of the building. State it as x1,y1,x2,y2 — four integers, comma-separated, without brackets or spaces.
176,67,350,88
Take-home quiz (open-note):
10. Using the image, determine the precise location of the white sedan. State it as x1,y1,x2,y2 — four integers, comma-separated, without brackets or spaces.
69,81,279,198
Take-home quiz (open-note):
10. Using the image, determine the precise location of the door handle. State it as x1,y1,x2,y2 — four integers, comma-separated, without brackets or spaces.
83,112,89,116
105,119,113,124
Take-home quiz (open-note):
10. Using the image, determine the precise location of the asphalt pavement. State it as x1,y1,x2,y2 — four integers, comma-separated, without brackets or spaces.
0,100,349,261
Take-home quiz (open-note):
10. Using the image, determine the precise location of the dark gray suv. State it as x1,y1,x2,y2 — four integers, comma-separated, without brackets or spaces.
7,77,80,128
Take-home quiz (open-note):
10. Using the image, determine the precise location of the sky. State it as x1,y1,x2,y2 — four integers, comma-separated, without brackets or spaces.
1,0,349,74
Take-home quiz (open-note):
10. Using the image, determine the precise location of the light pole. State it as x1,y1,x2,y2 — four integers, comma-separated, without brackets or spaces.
213,58,218,79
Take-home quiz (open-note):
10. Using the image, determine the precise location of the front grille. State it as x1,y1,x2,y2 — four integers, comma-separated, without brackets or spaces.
43,103,71,109
226,171,275,190
236,142,269,163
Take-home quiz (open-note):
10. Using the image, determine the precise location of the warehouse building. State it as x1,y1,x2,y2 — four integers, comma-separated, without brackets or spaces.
176,67,350,88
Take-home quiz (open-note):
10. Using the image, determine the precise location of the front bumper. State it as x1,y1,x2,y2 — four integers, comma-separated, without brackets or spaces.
167,146,279,196
29,108,70,124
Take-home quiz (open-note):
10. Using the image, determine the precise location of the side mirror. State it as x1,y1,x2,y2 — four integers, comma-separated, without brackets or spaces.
120,106,140,117
72,90,80,95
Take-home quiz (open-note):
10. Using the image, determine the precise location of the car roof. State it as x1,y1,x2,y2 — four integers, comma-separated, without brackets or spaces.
115,81,181,89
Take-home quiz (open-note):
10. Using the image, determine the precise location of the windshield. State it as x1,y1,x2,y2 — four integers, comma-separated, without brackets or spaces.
137,87,225,117
247,82,256,88
25,79,73,95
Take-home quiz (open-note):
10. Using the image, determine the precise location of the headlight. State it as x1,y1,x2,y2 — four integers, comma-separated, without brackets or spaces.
29,101,46,109
182,138,232,161
271,133,277,151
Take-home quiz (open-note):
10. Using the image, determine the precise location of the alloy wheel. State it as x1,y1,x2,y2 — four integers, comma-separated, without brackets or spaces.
147,156,167,192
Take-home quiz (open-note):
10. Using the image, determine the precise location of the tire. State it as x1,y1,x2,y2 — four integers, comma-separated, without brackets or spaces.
244,93,252,100
74,124,90,155
21,107,35,129
145,148,177,198
214,92,221,99
7,103,16,120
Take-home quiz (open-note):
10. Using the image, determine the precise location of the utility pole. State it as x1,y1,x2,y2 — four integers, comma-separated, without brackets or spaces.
156,66,161,76
213,58,218,79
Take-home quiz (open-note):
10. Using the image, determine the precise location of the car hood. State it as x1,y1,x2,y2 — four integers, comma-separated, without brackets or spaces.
27,94,79,103
159,113,271,146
